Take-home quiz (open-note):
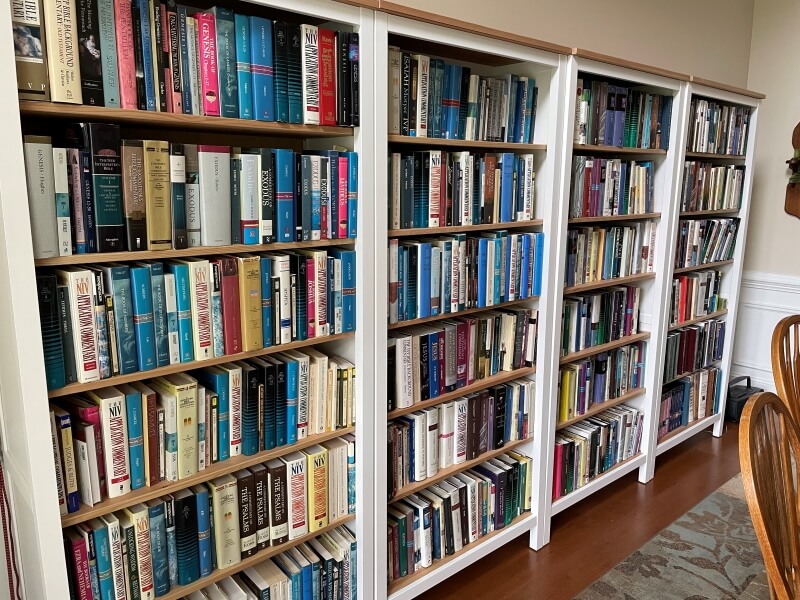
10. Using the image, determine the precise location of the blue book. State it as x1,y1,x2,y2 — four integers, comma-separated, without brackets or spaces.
144,262,170,367
89,520,114,600
191,485,212,577
211,7,239,118
121,386,145,490
281,356,298,445
492,239,502,305
430,59,444,138
135,0,156,111
500,154,515,223
520,234,531,299
347,152,358,238
273,554,303,600
445,65,462,139
177,7,192,114
147,501,170,596
274,149,295,241
405,244,417,320
173,490,200,586
297,544,321,600
130,266,157,371
101,265,138,375
233,14,253,119
418,242,431,318
259,257,273,346
166,263,194,362
287,549,313,600
83,525,101,599
398,245,405,322
164,495,178,587
271,357,287,446
330,249,356,333
193,368,231,461
477,238,489,308
239,362,260,456
524,79,536,144
533,233,544,297
249,16,275,121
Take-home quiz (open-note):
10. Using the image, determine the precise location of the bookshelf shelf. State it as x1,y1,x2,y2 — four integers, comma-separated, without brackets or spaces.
159,514,357,600
673,259,734,274
387,298,535,330
386,513,535,600
555,387,647,431
60,426,355,528
568,213,660,224
668,309,728,331
558,333,650,365
388,220,543,238
684,151,746,161
563,272,656,294
17,100,354,138
47,332,355,398
679,208,740,218
655,413,722,456
573,144,667,156
387,366,537,419
390,437,532,502
33,239,355,267
387,135,547,152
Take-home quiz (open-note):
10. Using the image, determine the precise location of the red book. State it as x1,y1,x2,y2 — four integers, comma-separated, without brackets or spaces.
582,159,592,216
320,159,329,240
220,257,242,354
337,155,349,239
196,13,220,117
455,320,468,389
66,528,92,600
318,28,337,126
114,0,138,109
306,258,316,339
59,399,107,497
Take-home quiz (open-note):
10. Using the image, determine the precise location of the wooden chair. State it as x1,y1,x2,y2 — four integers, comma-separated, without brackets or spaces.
771,315,800,422
740,391,800,600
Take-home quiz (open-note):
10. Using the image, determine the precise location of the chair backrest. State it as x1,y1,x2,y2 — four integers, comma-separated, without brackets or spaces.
740,391,800,600
771,315,800,422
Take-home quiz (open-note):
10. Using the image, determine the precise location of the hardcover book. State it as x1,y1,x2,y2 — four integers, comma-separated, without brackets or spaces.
190,484,212,577
234,469,257,558
197,145,232,246
207,475,241,568
43,0,81,103
12,0,49,100
210,6,238,118
172,489,200,586
23,136,59,259
142,140,171,251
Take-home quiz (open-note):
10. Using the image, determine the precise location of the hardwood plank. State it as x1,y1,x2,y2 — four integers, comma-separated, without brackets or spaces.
555,388,647,431
48,332,354,397
679,208,740,218
564,272,656,294
572,48,690,81
387,134,546,152
388,366,536,420
690,76,766,99
61,427,354,527
668,309,728,331
684,151,746,161
673,259,733,274
389,220,542,238
388,298,535,330
568,213,660,224
558,333,650,365
573,144,666,156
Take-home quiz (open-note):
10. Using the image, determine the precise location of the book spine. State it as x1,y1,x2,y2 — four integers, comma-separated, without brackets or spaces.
237,471,256,558
318,28,336,126
197,146,232,246
273,21,289,122
102,396,131,497
189,260,212,360
196,13,220,116
274,149,295,242
151,0,166,112
337,31,350,126
300,24,319,125
212,7,237,117
96,0,120,107
55,412,79,512
150,264,169,367
120,140,146,251
176,6,192,114
76,0,104,105
259,258,273,347
134,0,155,110
87,123,124,251
234,14,253,119
143,140,171,250
168,264,194,362
43,0,81,103
249,16,274,122
49,412,67,515
186,17,201,115
193,489,211,576
267,462,289,544
338,156,348,239
126,392,145,490
252,467,268,550
147,504,169,596
286,457,308,539
169,144,188,249
347,152,358,238
349,32,359,126
23,138,58,259
130,266,156,371
306,449,328,531
69,531,92,599
62,270,100,383
12,0,50,101
163,497,177,587
52,148,72,257
165,3,182,113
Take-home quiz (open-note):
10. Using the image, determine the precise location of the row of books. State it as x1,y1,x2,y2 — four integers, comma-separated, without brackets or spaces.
16,0,360,127
387,308,538,411
658,367,721,441
570,157,654,218
674,218,739,269
564,223,655,288
669,271,726,327
680,162,744,213
663,318,725,383
387,47,538,142
388,151,537,230
557,342,646,425
561,286,641,357
574,78,673,149
387,450,532,582
50,356,354,509
687,98,750,156
63,465,355,599
387,232,545,325
553,404,643,500
387,377,534,497
23,129,358,259
38,249,355,387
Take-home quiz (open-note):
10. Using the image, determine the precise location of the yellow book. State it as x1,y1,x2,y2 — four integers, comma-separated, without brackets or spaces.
143,140,172,250
237,255,263,351
302,444,329,531
151,374,198,480
559,369,570,423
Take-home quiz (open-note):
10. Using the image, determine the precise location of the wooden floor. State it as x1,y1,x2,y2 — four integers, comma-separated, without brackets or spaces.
418,421,742,600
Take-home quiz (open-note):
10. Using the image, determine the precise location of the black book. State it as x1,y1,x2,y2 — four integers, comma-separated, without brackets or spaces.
169,143,188,248
400,52,411,136
273,357,287,447
296,253,308,342
85,123,125,252
173,489,200,585
37,275,65,390
337,32,350,126
494,386,507,449
466,393,480,460
348,32,359,127
478,391,490,455
387,340,396,412
249,464,269,551
512,309,528,369
456,481,468,546
400,155,414,229
287,24,303,125
265,458,289,544
56,285,77,384
240,362,260,456
77,0,105,105
131,0,146,110
289,255,298,340
260,148,275,244
273,22,289,123
235,469,256,558
251,357,277,451
151,0,168,112
457,67,471,140
409,56,418,136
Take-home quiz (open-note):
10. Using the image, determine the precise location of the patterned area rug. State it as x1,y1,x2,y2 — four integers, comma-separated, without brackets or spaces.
576,474,769,599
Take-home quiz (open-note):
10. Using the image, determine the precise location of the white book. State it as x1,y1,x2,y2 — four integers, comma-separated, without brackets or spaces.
100,514,126,600
413,54,429,138
49,410,68,516
86,388,131,498
438,401,455,469
394,334,414,409
185,18,201,115
197,146,232,246
152,384,178,482
281,451,309,540
163,273,181,364
322,438,348,520
404,494,433,568
454,397,468,465
218,363,243,457
238,152,261,242
389,238,399,324
465,74,480,140
180,259,212,361
218,576,248,600
185,144,201,247
74,421,101,504
125,503,155,600
52,147,72,256
56,268,100,383
388,46,402,134
300,24,320,125
23,136,59,259
282,350,310,439
271,255,292,344
203,583,227,600
73,438,93,507
454,473,479,543
304,348,329,435
422,406,439,478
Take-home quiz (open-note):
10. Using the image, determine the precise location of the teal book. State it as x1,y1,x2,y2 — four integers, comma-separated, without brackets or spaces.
273,554,303,600
234,13,253,119
144,262,170,367
166,262,194,363
193,367,230,461
279,355,298,445
130,266,157,371
89,519,114,600
259,257,273,347
191,485,213,577
147,500,170,596
120,385,146,490
101,265,138,375
211,7,239,118
96,0,120,107
173,489,200,586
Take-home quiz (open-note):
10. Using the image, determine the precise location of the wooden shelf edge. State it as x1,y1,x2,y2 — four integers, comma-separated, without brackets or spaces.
568,213,660,224
61,426,355,528
564,272,655,294
572,143,667,155
684,151,746,160
48,332,355,398
387,134,546,151
388,367,537,420
559,332,650,366
555,387,647,431
389,220,542,238
390,437,532,502
689,76,766,100
668,309,728,331
672,259,734,275
572,48,690,81
388,298,536,330
679,208,740,218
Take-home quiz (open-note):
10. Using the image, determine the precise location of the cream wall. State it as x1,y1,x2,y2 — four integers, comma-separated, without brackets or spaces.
389,0,755,86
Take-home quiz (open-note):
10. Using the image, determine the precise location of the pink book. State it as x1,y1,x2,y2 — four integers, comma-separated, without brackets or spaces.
66,528,92,600
114,0,138,109
553,443,563,500
306,258,316,339
196,13,220,117
337,156,348,239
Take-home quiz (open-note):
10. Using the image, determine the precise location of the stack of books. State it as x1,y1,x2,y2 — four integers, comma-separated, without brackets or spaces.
658,366,721,439
61,463,355,598
387,450,533,582
663,318,725,382
574,77,673,149
387,377,534,496
388,232,544,325
680,163,745,212
557,341,646,424
564,224,655,287
387,47,538,142
561,285,641,357
389,151,537,229
36,249,356,388
23,131,358,259
687,98,751,155
570,158,654,218
669,271,725,327
674,218,739,269
553,404,644,499
19,0,360,126
49,364,354,511
388,308,538,411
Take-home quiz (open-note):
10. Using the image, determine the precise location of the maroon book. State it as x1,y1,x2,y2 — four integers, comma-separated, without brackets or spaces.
220,257,242,354
456,320,469,389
